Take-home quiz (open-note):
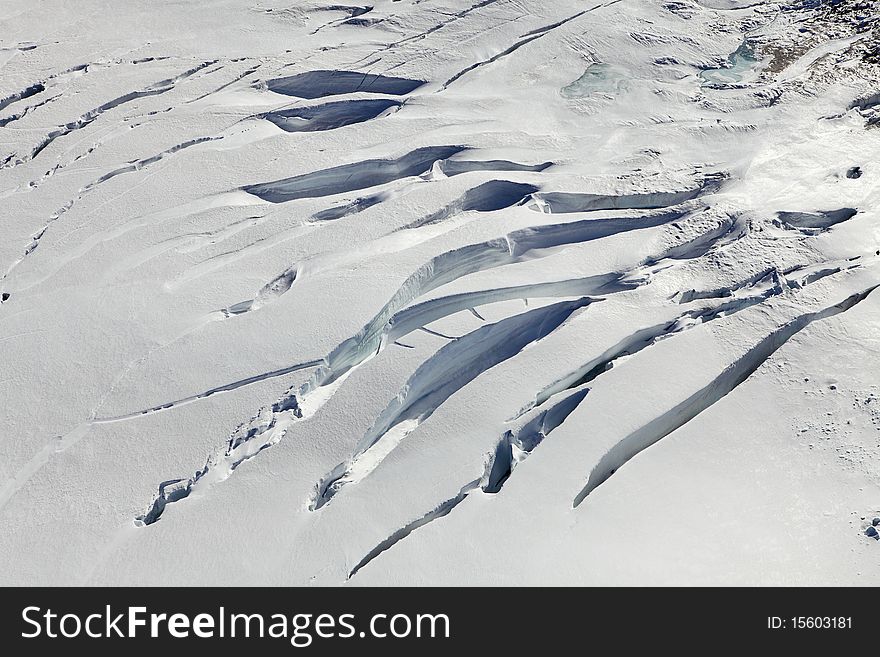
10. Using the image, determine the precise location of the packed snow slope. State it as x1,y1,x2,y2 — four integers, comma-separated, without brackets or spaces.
1,0,880,585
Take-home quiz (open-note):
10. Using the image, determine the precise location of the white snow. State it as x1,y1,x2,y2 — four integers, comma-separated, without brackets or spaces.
1,0,880,585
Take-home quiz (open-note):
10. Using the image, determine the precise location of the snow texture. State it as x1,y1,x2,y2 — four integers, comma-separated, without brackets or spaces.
1,0,880,585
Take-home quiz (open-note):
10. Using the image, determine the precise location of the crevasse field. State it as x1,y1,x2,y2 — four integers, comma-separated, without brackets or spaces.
1,0,879,586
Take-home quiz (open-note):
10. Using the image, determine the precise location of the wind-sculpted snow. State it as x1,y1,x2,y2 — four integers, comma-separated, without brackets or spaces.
219,199,692,321
144,202,681,522
265,70,425,99
572,285,880,507
505,207,691,258
385,275,634,339
5,0,880,586
349,0,503,62
166,206,711,509
645,211,748,264
0,62,92,128
0,83,45,114
136,295,599,525
233,205,690,354
435,159,553,176
311,192,388,222
137,264,642,523
136,479,193,527
349,387,592,577
2,135,222,283
776,208,858,232
261,98,401,132
528,175,724,214
399,180,540,229
483,388,592,494
81,137,222,191
5,60,217,167
311,4,374,32
242,147,554,203
242,146,466,202
518,266,846,418
441,7,599,89
312,297,596,510
679,267,778,303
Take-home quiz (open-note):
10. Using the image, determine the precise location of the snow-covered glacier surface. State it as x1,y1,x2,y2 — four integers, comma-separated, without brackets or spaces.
2,0,880,585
